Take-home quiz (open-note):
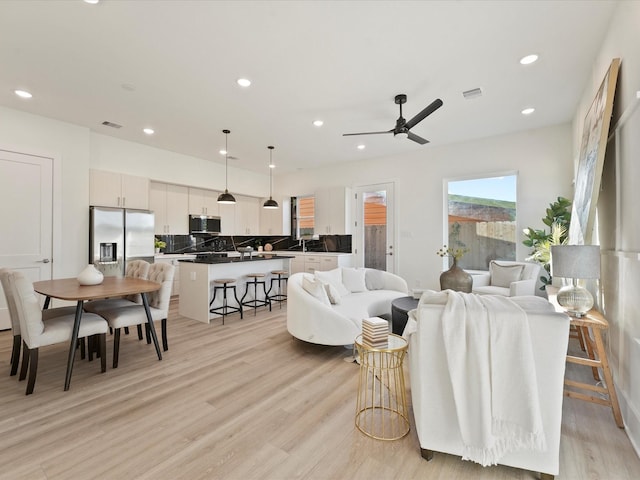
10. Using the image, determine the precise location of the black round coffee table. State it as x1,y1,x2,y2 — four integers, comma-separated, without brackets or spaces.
391,296,419,335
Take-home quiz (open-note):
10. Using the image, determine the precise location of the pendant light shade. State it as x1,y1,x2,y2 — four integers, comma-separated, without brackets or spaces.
263,146,279,209
217,129,236,204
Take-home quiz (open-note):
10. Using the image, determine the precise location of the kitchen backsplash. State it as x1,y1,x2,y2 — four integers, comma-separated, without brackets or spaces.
156,234,352,254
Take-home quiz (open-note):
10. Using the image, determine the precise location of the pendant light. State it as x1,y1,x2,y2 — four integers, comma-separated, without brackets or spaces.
217,129,236,204
263,145,279,209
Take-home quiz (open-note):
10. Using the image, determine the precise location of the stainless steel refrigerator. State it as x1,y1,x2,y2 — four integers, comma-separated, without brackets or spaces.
89,206,155,276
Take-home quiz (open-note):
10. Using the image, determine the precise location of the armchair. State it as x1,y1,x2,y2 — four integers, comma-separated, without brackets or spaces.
472,260,541,296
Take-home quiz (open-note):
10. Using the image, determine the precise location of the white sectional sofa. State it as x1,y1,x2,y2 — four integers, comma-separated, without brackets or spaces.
287,267,408,346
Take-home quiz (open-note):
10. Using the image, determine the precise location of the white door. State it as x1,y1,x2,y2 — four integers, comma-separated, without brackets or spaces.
354,183,396,273
0,150,53,329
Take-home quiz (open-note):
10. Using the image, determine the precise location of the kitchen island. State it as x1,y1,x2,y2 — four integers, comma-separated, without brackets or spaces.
178,254,293,323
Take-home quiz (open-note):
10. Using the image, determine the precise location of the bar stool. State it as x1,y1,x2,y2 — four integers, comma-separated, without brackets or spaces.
267,270,288,308
209,278,243,325
241,273,271,315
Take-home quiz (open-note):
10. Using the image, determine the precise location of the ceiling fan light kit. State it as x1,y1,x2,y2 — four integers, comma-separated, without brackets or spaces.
343,93,443,145
217,129,236,204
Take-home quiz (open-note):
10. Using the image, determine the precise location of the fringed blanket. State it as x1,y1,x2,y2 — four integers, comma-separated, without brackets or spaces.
440,291,546,466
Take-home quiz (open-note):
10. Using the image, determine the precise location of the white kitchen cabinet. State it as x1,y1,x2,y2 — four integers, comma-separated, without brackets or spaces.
90,169,149,209
259,197,290,235
288,253,352,275
188,188,220,216
149,182,189,234
235,195,260,235
314,186,352,235
218,202,235,235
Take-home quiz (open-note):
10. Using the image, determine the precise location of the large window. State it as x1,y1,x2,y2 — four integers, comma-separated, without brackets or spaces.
292,195,315,238
446,174,517,270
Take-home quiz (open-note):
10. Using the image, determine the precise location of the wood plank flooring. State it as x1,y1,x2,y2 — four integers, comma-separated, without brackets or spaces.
0,298,638,479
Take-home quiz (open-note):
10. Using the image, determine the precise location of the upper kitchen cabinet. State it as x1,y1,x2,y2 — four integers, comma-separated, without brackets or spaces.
235,195,260,235
90,169,149,210
259,197,291,235
188,187,220,216
314,187,352,234
149,182,189,234
218,202,235,235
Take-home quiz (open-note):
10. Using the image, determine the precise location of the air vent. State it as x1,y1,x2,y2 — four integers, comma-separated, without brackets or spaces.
101,121,122,129
227,155,238,160
462,87,483,100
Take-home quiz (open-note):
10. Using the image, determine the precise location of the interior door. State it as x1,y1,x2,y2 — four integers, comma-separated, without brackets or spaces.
0,150,53,329
354,183,396,273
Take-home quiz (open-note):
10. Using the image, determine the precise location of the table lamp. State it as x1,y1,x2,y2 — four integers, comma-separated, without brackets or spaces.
551,245,600,317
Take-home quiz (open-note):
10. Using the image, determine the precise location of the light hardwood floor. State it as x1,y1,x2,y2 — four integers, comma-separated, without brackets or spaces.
0,298,638,480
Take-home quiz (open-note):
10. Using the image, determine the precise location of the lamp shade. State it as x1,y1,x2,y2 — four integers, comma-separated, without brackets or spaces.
263,197,278,209
217,190,236,204
551,245,601,279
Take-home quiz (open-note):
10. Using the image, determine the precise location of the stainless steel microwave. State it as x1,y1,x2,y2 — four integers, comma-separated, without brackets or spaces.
189,215,221,234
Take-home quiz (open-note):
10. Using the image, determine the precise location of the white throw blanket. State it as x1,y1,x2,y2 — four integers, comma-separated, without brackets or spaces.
440,290,546,466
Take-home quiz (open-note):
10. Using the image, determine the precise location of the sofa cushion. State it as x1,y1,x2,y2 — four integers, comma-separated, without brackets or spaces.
365,269,386,290
342,267,368,293
302,277,331,306
315,268,349,296
473,285,511,296
490,261,524,288
334,290,405,321
324,282,342,304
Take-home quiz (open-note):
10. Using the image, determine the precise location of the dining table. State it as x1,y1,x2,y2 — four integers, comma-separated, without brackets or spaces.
33,276,162,391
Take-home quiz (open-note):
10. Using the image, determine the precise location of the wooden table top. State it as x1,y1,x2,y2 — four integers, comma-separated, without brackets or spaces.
33,276,161,301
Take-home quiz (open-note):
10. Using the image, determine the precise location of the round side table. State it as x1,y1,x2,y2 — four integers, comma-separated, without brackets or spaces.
354,333,409,440
391,296,419,335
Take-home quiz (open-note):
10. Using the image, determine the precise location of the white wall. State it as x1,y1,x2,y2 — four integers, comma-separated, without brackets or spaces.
278,123,573,292
0,105,269,279
572,0,640,454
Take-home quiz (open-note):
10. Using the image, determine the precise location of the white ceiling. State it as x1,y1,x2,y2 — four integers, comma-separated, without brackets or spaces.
0,0,617,174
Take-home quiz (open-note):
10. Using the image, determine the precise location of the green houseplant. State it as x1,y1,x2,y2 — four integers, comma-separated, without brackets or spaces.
522,196,571,289
154,237,166,252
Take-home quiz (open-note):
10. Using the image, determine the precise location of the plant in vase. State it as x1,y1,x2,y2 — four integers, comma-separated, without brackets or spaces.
436,244,472,293
154,237,166,254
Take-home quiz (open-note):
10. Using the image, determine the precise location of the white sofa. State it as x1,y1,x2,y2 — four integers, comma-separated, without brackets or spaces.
287,267,408,346
405,294,569,479
472,260,541,296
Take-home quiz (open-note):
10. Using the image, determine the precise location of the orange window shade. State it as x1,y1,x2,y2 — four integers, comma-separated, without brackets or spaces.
365,202,386,226
298,197,315,227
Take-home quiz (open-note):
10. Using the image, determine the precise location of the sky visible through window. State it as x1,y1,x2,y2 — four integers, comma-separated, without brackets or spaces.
448,175,516,202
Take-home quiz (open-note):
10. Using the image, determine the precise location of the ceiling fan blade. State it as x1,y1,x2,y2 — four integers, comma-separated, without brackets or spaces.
405,98,443,130
342,130,393,137
407,131,429,145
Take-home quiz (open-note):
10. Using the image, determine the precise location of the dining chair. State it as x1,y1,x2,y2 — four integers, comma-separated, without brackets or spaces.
98,262,174,368
9,270,109,395
1,268,77,376
84,259,151,340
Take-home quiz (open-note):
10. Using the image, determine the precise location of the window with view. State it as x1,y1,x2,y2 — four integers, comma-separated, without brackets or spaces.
293,195,315,238
446,174,517,270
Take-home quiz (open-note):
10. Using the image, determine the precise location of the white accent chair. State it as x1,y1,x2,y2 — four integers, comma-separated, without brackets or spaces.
8,270,108,395
405,294,570,479
287,268,408,346
97,263,174,367
472,260,541,297
1,268,77,376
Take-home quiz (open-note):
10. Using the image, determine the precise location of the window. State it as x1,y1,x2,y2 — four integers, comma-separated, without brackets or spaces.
291,195,315,238
446,174,517,270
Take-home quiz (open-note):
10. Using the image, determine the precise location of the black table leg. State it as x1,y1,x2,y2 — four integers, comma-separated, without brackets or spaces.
43,296,51,310
142,293,162,361
64,301,83,391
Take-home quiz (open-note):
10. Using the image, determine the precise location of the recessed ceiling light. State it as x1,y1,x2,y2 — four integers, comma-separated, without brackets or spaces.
84,0,100,4
14,89,32,99
269,163,276,169
237,78,251,87
521,107,535,115
219,149,227,155
143,128,155,135
520,54,539,65
357,144,366,150
313,120,324,127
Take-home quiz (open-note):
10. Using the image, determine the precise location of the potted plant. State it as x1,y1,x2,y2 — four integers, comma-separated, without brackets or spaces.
154,237,166,254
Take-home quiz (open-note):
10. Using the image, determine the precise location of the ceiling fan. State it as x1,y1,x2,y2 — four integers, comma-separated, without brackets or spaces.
343,94,443,145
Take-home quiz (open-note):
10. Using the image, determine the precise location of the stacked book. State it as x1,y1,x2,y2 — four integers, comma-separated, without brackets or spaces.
362,317,389,348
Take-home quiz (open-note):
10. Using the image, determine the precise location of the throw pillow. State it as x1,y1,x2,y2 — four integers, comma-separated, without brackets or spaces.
302,276,331,307
323,282,342,304
365,269,386,290
490,262,524,288
315,268,350,296
342,267,368,293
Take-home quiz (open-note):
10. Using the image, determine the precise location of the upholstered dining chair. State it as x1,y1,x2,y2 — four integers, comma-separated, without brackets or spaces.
84,259,151,339
8,270,109,395
1,268,77,377
97,262,174,368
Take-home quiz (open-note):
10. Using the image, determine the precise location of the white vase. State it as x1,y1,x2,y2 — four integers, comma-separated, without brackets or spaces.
77,264,104,285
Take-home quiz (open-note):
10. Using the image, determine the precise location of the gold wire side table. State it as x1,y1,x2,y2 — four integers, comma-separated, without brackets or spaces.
354,333,409,440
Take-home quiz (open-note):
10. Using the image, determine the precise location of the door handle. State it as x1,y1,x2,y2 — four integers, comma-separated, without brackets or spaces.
38,259,51,263
386,252,393,256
